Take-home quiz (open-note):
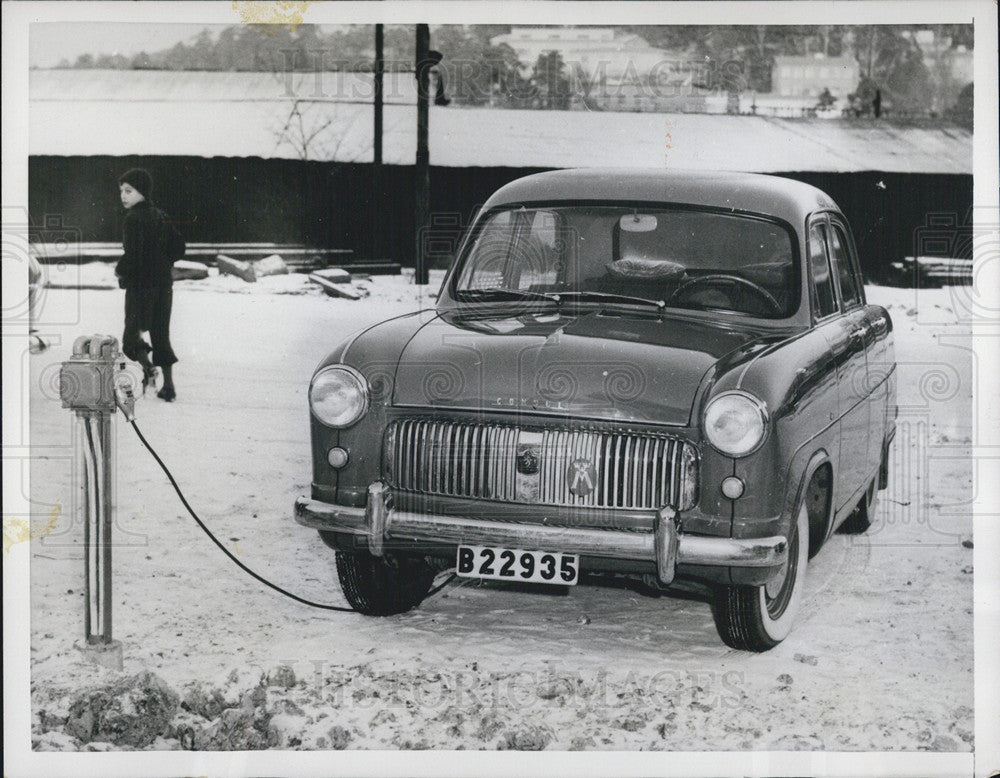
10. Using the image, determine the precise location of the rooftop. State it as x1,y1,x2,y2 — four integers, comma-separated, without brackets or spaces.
29,69,971,174
484,168,838,225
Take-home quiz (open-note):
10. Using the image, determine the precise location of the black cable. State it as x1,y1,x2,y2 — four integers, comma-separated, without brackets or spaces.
426,572,455,599
124,415,456,611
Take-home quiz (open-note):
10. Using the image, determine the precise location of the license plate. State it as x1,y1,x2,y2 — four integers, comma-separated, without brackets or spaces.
456,545,579,586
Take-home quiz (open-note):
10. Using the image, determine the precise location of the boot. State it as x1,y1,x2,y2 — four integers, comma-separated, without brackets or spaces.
157,364,176,402
140,359,158,395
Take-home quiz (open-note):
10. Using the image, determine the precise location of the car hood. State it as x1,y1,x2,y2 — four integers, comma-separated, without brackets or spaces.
388,308,777,425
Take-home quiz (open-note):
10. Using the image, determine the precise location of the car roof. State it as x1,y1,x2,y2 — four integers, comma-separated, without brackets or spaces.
481,168,840,228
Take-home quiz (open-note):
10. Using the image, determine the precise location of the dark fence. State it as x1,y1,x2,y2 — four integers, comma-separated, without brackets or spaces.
29,156,971,281
789,170,973,281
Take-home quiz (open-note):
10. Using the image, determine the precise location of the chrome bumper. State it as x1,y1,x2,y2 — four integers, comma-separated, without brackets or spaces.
295,482,787,585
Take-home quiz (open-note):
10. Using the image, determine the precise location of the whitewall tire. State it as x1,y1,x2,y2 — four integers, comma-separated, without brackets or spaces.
714,501,809,651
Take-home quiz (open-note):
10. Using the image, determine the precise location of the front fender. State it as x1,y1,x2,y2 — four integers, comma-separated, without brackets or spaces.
310,310,437,505
707,326,840,543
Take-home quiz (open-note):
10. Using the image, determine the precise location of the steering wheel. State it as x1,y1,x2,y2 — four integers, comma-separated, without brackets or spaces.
667,274,783,316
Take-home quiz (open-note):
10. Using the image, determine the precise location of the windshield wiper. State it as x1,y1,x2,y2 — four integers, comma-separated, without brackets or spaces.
457,289,670,315
555,291,667,311
457,289,560,304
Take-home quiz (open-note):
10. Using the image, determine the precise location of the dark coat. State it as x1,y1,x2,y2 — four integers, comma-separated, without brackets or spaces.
115,201,175,288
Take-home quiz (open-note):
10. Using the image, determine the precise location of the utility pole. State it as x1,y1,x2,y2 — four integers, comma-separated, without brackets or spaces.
414,23,430,285
373,24,384,260
374,24,383,167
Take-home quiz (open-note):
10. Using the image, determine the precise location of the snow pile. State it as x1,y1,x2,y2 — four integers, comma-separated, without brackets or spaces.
44,261,120,290
180,270,315,296
63,671,179,747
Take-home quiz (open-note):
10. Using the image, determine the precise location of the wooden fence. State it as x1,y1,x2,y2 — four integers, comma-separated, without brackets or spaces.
28,156,972,282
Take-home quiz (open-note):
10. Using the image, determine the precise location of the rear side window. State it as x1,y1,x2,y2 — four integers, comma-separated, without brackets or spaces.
808,223,837,319
829,223,861,307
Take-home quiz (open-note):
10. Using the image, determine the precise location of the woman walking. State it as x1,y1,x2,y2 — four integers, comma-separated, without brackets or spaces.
115,168,181,401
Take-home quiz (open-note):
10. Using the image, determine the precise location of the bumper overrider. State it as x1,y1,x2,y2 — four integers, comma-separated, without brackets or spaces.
295,482,787,585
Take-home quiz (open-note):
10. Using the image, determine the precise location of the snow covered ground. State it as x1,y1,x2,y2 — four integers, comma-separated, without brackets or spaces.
25,270,975,752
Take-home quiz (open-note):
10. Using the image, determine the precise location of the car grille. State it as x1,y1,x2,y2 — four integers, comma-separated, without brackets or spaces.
384,419,697,510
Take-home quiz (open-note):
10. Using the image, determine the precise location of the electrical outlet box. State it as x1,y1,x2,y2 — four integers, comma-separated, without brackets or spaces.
60,335,121,413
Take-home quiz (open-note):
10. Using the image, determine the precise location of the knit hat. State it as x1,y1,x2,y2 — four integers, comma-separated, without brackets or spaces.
118,168,153,200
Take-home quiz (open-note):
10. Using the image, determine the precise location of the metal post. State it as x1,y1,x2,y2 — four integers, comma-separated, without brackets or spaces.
374,24,384,169
373,24,384,262
414,23,430,286
61,334,128,670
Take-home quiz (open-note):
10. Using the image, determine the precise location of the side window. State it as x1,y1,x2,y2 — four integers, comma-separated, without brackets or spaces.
829,223,861,308
808,223,837,319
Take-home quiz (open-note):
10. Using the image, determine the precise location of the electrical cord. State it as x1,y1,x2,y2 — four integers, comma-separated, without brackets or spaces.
123,413,456,611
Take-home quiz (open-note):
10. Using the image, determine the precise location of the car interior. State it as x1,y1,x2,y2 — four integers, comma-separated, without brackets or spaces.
458,206,799,318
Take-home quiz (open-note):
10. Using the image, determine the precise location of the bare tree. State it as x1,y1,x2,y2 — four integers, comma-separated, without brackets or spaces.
272,99,370,161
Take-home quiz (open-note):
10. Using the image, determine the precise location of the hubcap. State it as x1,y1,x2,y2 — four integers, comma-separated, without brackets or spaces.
765,518,799,618
765,553,789,600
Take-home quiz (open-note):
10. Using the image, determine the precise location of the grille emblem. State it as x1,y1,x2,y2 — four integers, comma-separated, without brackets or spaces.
516,448,540,475
567,459,598,497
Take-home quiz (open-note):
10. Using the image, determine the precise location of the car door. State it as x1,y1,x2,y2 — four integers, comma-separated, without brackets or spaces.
823,216,872,509
829,216,886,481
807,217,869,512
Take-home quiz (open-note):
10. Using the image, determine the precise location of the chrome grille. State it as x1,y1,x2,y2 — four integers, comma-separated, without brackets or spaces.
385,420,696,510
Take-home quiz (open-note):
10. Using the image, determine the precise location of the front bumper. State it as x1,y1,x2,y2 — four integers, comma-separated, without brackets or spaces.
295,482,787,585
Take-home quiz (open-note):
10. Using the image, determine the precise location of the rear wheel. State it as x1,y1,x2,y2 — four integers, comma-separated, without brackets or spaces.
838,474,878,535
714,501,809,652
335,550,437,616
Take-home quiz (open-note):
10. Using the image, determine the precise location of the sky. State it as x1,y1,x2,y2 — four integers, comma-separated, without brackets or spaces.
28,22,438,68
30,22,214,68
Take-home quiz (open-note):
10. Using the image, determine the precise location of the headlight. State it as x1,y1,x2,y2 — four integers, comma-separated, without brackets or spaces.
703,391,768,457
309,366,369,428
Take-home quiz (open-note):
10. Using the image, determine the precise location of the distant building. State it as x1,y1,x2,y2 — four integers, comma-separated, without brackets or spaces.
901,28,974,84
771,54,860,99
927,45,973,113
946,46,974,85
895,29,974,113
490,26,675,81
906,31,974,112
491,26,706,112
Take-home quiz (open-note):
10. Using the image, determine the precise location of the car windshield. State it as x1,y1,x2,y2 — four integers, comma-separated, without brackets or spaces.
454,205,799,319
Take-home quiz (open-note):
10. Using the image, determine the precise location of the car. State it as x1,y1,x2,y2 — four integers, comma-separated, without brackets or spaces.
295,168,897,652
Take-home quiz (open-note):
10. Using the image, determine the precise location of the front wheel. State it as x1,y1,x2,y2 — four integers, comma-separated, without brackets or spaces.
713,501,809,652
335,550,437,616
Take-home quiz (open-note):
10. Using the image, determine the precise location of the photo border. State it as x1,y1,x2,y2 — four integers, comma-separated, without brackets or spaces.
4,2,997,776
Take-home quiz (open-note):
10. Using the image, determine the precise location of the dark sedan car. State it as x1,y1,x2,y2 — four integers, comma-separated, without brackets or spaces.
295,169,897,651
